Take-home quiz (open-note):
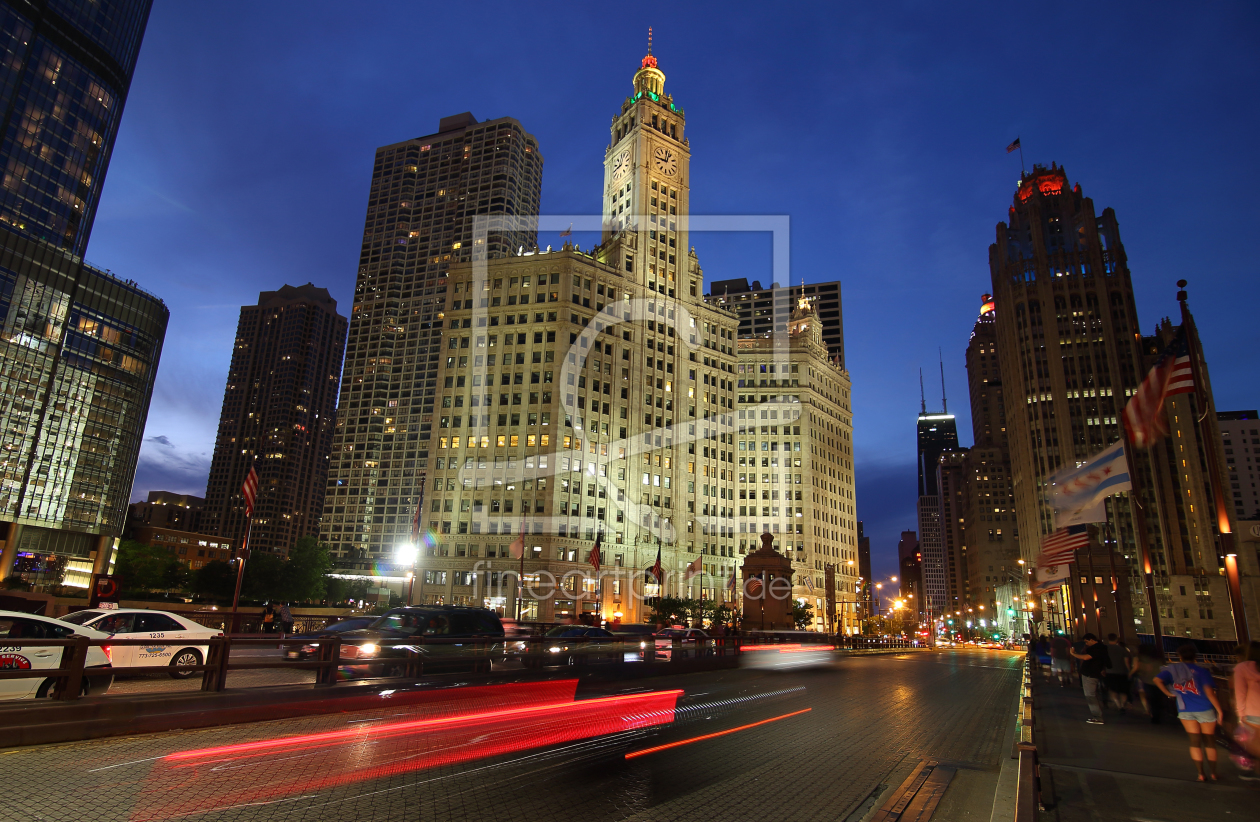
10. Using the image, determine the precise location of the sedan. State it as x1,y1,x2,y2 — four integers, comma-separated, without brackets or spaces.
60,609,220,678
530,626,622,667
0,610,113,699
651,628,711,660
282,617,376,660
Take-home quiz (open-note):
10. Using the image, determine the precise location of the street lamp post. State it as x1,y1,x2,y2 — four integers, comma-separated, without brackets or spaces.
396,544,419,606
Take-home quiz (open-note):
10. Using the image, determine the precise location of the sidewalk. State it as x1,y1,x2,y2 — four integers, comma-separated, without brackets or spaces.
1033,671,1257,821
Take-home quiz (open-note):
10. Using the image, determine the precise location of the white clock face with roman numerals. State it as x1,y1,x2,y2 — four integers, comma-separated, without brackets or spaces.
612,149,631,180
654,146,677,176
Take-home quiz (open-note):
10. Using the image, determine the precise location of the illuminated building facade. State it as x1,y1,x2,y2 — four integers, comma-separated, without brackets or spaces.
1218,410,1260,521
916,394,957,616
0,0,151,256
203,285,346,556
320,114,543,570
0,1,163,587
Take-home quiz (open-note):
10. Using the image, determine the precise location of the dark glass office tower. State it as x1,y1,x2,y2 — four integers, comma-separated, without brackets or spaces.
0,0,152,255
204,285,347,557
917,412,958,497
321,114,543,570
0,1,162,587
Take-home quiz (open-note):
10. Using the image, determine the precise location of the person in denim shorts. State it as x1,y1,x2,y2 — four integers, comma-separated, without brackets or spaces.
1155,643,1225,781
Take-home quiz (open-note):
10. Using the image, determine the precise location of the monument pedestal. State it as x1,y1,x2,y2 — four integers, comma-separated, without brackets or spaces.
741,533,796,631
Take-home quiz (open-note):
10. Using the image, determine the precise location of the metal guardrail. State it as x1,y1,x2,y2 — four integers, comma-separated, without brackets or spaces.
0,632,918,702
1014,657,1041,822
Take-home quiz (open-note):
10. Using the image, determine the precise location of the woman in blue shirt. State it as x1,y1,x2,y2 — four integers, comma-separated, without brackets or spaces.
1155,643,1225,781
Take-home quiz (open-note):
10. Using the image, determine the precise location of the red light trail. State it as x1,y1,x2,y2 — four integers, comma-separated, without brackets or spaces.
623,708,813,760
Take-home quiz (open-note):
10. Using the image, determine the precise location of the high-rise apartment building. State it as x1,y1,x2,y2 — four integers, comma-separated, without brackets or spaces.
857,519,871,609
203,285,346,556
320,114,543,570
708,278,846,368
0,0,151,256
897,529,922,621
989,163,1174,638
1218,411,1260,521
0,1,165,587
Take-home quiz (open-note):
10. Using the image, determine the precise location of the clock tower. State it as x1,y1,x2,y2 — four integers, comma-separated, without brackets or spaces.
600,33,693,295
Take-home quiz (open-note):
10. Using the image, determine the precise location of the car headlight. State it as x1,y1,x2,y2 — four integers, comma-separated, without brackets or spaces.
547,646,562,653
640,641,646,648
360,643,378,657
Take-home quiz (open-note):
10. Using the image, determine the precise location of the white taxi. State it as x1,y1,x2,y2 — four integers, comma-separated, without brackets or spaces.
0,610,113,699
60,609,220,679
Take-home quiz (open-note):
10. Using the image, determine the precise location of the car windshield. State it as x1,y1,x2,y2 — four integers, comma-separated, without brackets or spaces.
545,626,586,637
324,619,369,632
371,613,424,632
58,610,103,626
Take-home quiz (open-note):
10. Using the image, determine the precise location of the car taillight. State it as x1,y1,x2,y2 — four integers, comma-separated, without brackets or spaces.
340,645,358,659
101,645,112,663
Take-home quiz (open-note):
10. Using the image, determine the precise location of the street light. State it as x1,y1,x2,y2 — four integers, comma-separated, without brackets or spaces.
396,543,419,605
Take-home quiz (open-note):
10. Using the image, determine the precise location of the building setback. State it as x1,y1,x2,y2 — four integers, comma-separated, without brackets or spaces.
321,114,543,570
1218,411,1260,521
0,1,164,587
709,278,846,369
203,285,346,556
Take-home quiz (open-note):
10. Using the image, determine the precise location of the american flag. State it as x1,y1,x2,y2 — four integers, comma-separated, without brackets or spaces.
1006,137,1021,153
1123,327,1195,448
646,545,663,584
241,464,259,518
727,566,737,594
1037,525,1089,567
746,573,764,597
589,531,602,573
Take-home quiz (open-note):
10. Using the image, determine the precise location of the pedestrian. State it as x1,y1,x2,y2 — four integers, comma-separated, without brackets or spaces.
1104,633,1134,711
278,602,293,635
261,603,276,634
1155,643,1226,782
1134,644,1166,724
1049,633,1073,688
1070,632,1109,724
1232,640,1260,782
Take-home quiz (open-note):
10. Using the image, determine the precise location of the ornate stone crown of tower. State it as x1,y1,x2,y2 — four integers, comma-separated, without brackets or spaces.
599,29,694,293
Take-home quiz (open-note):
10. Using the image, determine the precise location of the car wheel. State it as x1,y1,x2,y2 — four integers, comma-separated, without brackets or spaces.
35,678,88,699
169,648,202,679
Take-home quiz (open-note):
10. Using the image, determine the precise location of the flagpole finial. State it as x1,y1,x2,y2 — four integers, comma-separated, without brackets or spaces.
1176,279,1187,303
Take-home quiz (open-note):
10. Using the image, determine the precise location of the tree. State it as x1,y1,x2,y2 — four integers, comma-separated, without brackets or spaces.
115,540,175,593
791,600,815,630
191,560,235,601
161,560,190,592
283,536,333,603
241,551,285,601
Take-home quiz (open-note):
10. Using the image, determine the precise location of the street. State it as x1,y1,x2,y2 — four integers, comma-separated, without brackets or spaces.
0,649,1023,822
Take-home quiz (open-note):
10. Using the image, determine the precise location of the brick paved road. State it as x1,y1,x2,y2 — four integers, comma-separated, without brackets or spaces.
0,649,1023,822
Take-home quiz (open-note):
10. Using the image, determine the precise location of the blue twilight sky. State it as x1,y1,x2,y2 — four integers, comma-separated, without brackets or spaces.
90,2,1260,583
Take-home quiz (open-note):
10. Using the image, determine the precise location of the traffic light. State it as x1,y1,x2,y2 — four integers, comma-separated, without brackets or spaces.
1006,608,1015,617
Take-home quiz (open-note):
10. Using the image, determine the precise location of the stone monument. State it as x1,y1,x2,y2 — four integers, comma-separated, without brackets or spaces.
741,533,796,630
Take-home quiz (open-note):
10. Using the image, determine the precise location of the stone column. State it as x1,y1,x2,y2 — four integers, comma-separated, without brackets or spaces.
0,522,22,581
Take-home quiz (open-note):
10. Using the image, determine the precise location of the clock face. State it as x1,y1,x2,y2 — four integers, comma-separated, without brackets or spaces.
653,146,677,176
611,149,631,180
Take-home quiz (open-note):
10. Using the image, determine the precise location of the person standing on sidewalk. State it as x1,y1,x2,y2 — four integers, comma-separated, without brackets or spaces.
1135,644,1167,724
1070,633,1110,725
278,602,294,636
1155,644,1226,782
1232,640,1260,782
1104,633,1134,711
1049,633,1073,688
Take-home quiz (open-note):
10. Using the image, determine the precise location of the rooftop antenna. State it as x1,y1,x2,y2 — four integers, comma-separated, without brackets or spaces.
919,369,926,415
647,26,653,55
939,349,948,414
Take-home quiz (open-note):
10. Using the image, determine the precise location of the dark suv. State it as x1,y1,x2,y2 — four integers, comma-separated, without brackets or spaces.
337,606,505,675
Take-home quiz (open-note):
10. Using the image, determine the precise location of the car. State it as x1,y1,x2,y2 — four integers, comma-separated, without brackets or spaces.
531,626,621,667
60,608,220,678
281,617,377,661
0,610,113,699
337,606,505,675
651,627,711,660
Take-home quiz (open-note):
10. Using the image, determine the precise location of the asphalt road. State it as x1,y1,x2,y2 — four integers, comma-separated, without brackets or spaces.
0,649,1024,822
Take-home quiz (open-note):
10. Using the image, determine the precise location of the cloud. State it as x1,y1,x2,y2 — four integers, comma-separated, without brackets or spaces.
131,435,212,502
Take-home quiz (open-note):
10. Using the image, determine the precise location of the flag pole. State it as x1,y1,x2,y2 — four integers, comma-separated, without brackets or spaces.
1120,423,1166,657
230,518,250,634
1177,281,1248,644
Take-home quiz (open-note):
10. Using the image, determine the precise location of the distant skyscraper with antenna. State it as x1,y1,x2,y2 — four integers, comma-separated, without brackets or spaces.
916,360,958,619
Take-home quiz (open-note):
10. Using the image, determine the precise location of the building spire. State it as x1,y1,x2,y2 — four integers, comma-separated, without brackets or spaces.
641,27,658,69
648,26,653,55
939,349,947,414
920,368,926,415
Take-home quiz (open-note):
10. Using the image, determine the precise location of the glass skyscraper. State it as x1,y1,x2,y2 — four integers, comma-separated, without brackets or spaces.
0,0,164,588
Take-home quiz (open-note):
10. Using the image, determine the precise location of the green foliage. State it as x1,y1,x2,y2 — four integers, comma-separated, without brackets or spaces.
191,559,235,600
324,575,372,605
791,600,815,629
242,551,285,601
283,536,332,603
647,596,737,628
115,540,177,593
